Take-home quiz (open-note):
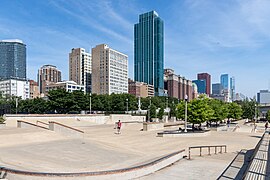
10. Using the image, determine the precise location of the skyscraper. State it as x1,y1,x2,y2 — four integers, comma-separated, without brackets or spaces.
92,44,128,95
197,73,211,95
192,80,206,94
69,48,92,93
220,74,229,90
212,83,223,95
230,76,235,101
38,65,62,94
0,39,26,79
134,11,164,96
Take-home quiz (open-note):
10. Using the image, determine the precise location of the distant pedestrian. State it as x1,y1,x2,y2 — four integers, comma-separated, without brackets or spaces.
117,120,122,134
251,121,257,133
265,122,269,131
227,119,230,128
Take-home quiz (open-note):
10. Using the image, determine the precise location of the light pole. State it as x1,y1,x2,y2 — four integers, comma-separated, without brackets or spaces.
126,98,128,113
184,94,188,132
148,97,151,121
15,97,18,114
89,93,92,114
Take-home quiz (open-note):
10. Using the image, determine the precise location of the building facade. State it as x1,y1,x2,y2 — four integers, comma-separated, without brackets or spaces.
212,83,223,95
38,65,61,94
46,81,85,93
0,79,29,99
257,90,270,104
164,69,193,101
128,79,154,98
0,39,26,80
230,76,235,101
69,48,92,93
92,44,128,95
192,80,206,94
134,11,164,96
220,74,229,90
29,80,40,99
197,73,211,95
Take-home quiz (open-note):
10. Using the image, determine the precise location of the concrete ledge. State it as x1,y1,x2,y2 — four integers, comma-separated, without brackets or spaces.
0,149,185,180
17,120,49,130
49,121,84,138
157,130,211,137
143,122,164,131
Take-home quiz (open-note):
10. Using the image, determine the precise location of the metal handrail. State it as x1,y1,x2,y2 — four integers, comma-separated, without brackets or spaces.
36,120,49,126
189,145,227,159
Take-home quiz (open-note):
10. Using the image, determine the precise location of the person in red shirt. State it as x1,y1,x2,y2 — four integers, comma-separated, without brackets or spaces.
117,120,122,134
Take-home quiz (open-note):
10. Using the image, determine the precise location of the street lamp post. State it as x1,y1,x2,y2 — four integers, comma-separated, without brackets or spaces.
148,97,151,121
89,93,92,114
126,98,128,113
15,97,18,114
184,95,188,132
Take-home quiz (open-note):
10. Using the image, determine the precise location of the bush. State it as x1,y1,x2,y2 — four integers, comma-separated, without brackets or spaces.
0,116,4,123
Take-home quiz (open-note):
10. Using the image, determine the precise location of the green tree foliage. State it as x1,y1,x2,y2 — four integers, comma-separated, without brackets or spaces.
266,110,270,122
227,102,242,120
157,106,164,120
149,104,157,119
240,99,256,120
176,97,214,126
208,99,228,125
188,98,214,125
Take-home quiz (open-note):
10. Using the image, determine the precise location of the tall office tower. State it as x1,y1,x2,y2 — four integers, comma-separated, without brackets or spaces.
230,76,235,101
92,44,128,95
69,48,92,93
197,73,211,95
0,39,26,79
220,74,229,90
192,80,206,94
38,65,61,94
212,83,223,95
134,11,164,96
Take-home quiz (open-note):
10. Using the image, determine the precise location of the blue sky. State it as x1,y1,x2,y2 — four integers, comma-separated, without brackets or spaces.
1,0,270,98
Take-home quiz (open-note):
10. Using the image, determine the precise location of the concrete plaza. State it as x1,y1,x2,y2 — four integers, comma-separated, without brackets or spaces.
0,119,264,179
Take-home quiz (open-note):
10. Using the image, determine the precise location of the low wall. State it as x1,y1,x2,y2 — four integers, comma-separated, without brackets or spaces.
4,114,144,127
49,121,84,139
0,149,185,180
17,120,49,130
157,131,211,137
0,123,6,128
143,122,164,131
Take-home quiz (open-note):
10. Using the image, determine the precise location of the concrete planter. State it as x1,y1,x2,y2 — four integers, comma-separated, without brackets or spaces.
143,122,164,131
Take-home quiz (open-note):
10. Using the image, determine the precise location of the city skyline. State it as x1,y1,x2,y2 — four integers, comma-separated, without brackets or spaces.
1,0,270,97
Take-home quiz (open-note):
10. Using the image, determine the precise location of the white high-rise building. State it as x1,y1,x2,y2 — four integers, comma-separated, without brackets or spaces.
0,79,30,99
92,44,128,95
69,48,91,93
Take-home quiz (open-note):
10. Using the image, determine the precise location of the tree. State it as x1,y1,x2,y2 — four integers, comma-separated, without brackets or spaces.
188,98,214,126
176,97,214,129
227,102,242,120
208,99,228,126
149,104,157,119
266,110,270,122
157,106,164,120
241,99,256,120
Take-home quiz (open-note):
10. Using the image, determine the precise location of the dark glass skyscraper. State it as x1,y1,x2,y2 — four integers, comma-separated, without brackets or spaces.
0,39,26,80
134,11,164,96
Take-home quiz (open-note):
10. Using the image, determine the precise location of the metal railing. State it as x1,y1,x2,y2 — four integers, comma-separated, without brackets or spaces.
189,145,227,159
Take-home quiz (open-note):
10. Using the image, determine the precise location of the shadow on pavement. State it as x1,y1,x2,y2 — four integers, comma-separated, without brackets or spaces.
217,149,254,180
